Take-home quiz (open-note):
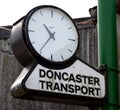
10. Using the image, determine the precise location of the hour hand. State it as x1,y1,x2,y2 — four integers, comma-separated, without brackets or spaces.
43,24,55,40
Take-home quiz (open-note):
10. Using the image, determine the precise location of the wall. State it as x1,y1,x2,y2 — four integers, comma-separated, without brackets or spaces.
0,18,98,110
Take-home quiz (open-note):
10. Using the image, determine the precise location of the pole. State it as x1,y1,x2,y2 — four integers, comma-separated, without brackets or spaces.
98,0,119,110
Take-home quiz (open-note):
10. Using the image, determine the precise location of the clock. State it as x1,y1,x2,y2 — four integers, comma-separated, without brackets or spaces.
11,5,79,67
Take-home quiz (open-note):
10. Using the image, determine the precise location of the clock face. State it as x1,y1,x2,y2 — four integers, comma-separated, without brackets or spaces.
24,6,78,64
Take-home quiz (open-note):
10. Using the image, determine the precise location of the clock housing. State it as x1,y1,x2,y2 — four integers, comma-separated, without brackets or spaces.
11,5,79,68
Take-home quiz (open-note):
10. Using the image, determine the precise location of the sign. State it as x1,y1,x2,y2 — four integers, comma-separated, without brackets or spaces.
26,60,105,98
10,59,106,105
10,5,106,106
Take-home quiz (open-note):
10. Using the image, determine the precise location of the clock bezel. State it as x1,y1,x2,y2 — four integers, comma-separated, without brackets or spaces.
22,5,79,68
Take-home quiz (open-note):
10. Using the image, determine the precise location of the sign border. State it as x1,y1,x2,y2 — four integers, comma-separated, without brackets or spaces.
10,57,107,106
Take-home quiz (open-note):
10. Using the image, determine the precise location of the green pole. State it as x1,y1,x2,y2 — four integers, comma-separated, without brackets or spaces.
98,0,119,110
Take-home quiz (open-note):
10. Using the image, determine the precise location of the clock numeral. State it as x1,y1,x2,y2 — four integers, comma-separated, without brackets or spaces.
68,39,75,41
31,18,36,22
40,11,43,16
61,16,64,20
31,41,35,44
51,10,53,18
61,55,64,60
51,54,53,61
28,30,35,32
68,27,72,30
40,51,42,55
68,49,72,53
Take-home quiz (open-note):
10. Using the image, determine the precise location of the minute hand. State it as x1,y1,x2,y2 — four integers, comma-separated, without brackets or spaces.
43,24,55,40
40,25,56,51
40,37,51,52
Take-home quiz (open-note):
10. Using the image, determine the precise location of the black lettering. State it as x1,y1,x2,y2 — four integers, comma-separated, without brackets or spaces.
46,81,52,90
60,83,67,92
88,87,94,96
75,85,80,93
47,70,53,78
69,74,75,82
95,88,100,96
82,76,88,84
54,71,61,80
39,69,46,77
54,82,60,91
39,80,45,89
81,86,88,94
94,77,100,86
68,84,74,93
76,74,82,83
88,77,93,85
62,72,68,81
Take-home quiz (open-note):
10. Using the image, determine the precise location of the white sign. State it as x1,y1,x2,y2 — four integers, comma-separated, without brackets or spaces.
25,60,105,98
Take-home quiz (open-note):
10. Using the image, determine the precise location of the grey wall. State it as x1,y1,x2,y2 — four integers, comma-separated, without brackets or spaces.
0,19,98,110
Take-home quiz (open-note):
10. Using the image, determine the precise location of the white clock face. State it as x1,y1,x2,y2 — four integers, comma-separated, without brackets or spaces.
27,6,78,63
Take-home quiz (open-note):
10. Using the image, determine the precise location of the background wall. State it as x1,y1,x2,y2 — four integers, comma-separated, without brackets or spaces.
0,18,98,110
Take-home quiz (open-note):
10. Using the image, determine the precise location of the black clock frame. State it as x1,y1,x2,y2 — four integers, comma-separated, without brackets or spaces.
11,5,79,68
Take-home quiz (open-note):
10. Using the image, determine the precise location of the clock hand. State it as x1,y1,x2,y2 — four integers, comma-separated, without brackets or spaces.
43,24,55,40
39,31,56,52
40,37,51,52
40,24,56,52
